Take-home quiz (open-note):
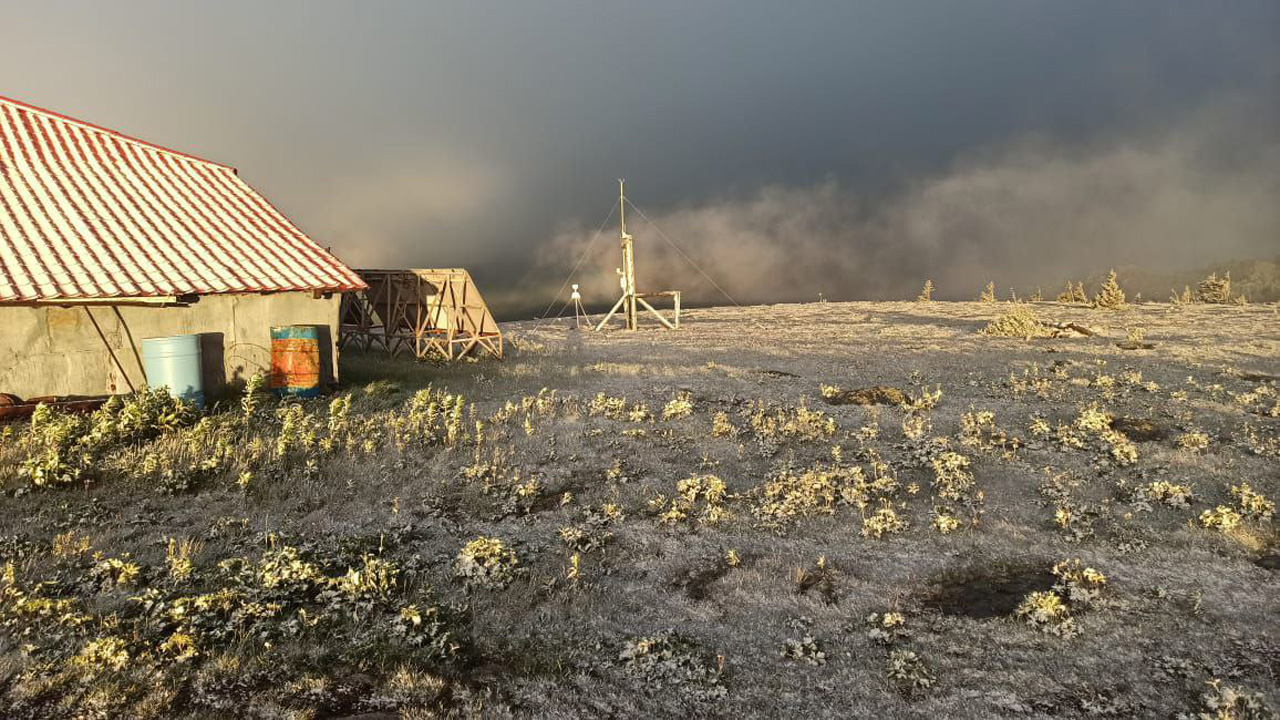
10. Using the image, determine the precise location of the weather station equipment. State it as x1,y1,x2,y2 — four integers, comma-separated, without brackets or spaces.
595,179,681,331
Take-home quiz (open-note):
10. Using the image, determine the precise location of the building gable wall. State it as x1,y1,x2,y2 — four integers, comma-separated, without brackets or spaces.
0,292,341,400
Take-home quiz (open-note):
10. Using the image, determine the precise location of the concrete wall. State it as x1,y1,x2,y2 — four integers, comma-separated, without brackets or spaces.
0,292,342,400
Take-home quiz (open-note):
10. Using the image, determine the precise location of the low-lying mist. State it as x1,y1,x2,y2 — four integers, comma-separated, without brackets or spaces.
509,102,1279,318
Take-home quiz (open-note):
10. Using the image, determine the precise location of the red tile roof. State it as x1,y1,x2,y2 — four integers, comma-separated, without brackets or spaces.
0,96,366,302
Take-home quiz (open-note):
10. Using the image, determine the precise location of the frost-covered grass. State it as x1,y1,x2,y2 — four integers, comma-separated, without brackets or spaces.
0,301,1276,718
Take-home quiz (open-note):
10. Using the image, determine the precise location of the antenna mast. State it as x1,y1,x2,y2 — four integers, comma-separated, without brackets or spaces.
618,179,638,330
594,179,680,332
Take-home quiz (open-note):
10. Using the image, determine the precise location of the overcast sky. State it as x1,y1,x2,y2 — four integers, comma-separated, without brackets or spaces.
5,2,1279,314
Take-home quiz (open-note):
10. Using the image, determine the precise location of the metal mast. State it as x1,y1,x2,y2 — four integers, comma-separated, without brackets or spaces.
594,179,680,332
618,178,638,330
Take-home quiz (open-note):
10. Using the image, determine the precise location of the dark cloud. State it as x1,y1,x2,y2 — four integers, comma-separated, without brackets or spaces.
535,99,1280,308
4,2,1279,316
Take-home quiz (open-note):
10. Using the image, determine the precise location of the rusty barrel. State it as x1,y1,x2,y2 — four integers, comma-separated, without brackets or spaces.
269,325,321,399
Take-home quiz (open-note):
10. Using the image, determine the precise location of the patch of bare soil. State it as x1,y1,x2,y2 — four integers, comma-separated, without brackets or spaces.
923,563,1055,619
1110,417,1170,442
757,368,800,379
822,385,907,406
1240,372,1280,383
666,554,735,600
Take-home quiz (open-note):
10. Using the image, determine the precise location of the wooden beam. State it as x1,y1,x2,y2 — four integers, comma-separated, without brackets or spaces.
637,297,676,330
8,295,194,308
594,295,628,332
83,307,137,392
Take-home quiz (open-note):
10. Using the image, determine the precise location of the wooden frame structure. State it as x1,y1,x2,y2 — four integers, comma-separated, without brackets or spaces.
339,269,503,360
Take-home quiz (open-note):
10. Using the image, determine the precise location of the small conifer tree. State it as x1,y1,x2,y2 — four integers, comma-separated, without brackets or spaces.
1196,272,1231,304
1092,269,1126,309
916,280,934,302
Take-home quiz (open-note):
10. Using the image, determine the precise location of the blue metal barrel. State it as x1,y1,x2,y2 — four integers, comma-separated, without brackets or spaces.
140,334,205,408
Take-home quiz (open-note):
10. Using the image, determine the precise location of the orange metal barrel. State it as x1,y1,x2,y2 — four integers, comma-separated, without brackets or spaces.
269,325,321,398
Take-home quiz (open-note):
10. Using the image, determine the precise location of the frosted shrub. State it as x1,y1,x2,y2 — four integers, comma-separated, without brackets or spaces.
781,634,825,666
1135,481,1194,509
662,392,694,420
710,411,738,438
930,451,974,502
1015,559,1107,637
1184,678,1274,719
861,501,907,539
454,537,519,589
931,509,962,534
1176,431,1211,453
885,649,935,692
655,475,730,527
19,389,196,488
618,633,727,701
1200,506,1243,532
753,464,865,531
983,304,1049,339
1231,483,1274,521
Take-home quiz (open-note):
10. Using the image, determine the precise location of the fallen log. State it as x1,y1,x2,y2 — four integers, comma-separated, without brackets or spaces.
1040,321,1098,338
